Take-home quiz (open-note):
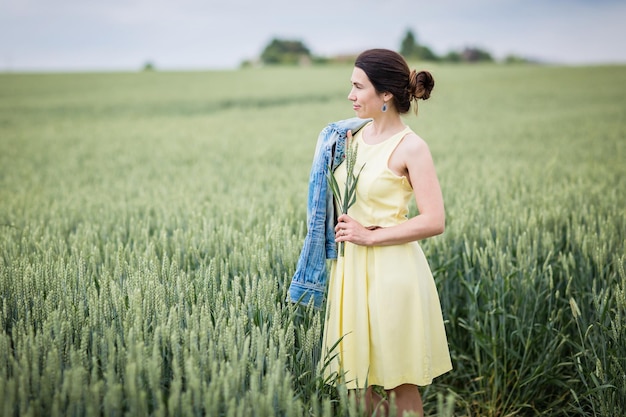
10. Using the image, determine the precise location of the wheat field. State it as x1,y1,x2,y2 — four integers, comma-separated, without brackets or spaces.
1,64,625,416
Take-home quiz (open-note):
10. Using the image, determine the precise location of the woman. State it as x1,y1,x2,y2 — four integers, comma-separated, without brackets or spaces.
321,49,452,416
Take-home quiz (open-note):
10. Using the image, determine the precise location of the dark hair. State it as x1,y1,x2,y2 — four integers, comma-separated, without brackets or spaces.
354,48,434,114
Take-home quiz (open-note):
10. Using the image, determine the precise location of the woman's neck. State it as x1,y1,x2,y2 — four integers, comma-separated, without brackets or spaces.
364,115,405,145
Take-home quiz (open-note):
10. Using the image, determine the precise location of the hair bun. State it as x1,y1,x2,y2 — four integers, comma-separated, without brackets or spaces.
409,70,435,101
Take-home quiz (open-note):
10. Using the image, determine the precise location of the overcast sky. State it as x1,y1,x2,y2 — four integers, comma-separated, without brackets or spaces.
1,0,625,71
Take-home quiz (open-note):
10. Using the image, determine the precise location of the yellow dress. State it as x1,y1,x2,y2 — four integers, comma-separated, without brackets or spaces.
321,123,452,390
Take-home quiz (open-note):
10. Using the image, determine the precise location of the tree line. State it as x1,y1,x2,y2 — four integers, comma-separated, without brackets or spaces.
244,29,533,67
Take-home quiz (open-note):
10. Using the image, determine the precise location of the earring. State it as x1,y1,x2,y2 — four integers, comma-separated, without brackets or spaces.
382,102,387,112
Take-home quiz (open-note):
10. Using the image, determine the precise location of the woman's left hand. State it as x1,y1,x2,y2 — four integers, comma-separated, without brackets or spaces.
335,214,379,246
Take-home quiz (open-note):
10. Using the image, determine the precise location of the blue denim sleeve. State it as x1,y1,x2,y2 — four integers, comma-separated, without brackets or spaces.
287,118,370,309
288,126,333,308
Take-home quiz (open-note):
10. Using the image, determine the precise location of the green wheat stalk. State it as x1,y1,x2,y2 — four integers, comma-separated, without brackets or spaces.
326,133,365,256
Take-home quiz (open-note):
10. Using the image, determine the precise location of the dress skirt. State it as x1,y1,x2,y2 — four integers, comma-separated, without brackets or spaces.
321,240,452,389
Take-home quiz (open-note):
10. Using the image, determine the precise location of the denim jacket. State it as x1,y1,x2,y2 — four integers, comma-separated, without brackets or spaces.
288,117,371,309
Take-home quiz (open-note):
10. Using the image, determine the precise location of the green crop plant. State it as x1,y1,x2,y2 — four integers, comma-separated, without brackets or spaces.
1,64,624,416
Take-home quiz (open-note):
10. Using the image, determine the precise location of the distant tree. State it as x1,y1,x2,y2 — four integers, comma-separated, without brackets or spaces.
400,29,439,61
142,61,155,71
260,38,312,65
239,59,254,68
442,51,462,63
417,45,439,61
461,47,494,62
400,30,419,58
504,54,533,64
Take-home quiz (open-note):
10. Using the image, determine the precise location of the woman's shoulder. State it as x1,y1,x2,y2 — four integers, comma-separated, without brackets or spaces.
398,130,433,160
401,129,428,148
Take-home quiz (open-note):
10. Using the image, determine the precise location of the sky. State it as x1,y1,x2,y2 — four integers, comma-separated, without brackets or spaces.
1,0,625,71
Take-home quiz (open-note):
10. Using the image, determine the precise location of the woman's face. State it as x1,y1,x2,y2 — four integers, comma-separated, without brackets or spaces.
348,67,384,118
